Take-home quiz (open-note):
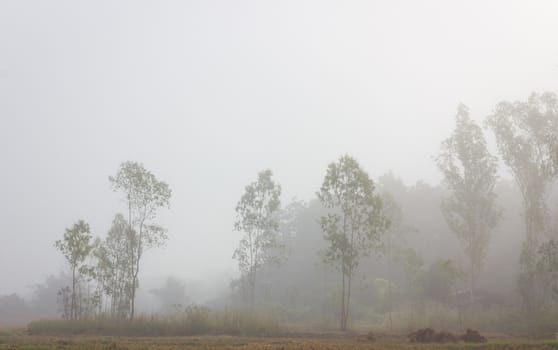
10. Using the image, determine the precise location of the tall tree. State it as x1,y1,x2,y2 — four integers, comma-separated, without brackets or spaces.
486,92,558,311
437,104,501,302
233,169,282,306
54,220,94,320
487,93,558,261
109,161,171,320
317,155,389,331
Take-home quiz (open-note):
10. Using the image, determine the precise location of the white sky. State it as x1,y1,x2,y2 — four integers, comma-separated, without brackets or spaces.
1,0,557,295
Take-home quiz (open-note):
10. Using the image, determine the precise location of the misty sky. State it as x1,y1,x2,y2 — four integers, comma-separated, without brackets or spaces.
1,0,557,296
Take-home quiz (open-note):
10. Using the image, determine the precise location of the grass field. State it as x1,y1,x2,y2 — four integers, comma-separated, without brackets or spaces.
2,332,558,350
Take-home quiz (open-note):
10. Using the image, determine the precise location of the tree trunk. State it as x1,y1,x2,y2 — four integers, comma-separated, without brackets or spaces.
127,194,138,321
247,265,256,307
470,259,475,304
251,243,257,307
341,267,346,331
130,279,135,320
344,270,352,331
387,231,393,331
71,265,76,321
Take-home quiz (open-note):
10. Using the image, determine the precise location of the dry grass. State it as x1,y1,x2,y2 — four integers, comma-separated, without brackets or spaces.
27,308,282,337
1,334,558,350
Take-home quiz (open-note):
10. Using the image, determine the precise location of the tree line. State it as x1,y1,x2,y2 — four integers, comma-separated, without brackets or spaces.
54,91,558,331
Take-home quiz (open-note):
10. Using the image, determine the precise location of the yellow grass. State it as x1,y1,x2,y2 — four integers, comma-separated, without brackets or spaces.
1,334,558,350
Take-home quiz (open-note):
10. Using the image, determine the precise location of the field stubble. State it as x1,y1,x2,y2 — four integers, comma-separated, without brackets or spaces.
1,332,558,350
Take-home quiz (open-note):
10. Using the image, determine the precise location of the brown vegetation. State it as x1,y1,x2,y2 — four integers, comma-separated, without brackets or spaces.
409,328,457,343
409,327,488,344
1,334,558,350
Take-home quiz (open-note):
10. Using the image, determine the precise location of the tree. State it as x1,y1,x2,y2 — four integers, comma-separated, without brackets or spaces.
486,92,558,311
54,220,94,320
317,155,389,330
233,169,282,306
437,104,500,302
109,161,171,320
93,213,132,318
486,93,558,265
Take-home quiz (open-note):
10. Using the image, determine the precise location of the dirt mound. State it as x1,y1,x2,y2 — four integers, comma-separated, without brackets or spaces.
409,328,458,343
460,328,487,343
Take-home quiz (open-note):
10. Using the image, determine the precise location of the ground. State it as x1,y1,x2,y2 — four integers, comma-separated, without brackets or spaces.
2,332,558,350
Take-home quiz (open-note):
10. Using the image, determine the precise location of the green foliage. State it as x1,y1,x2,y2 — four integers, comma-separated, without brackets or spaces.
318,156,388,271
109,161,171,253
109,161,172,319
317,154,389,330
92,214,133,318
53,220,94,320
54,221,94,269
109,161,172,222
233,169,283,305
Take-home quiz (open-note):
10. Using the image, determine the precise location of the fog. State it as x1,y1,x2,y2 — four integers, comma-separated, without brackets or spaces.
1,0,558,328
